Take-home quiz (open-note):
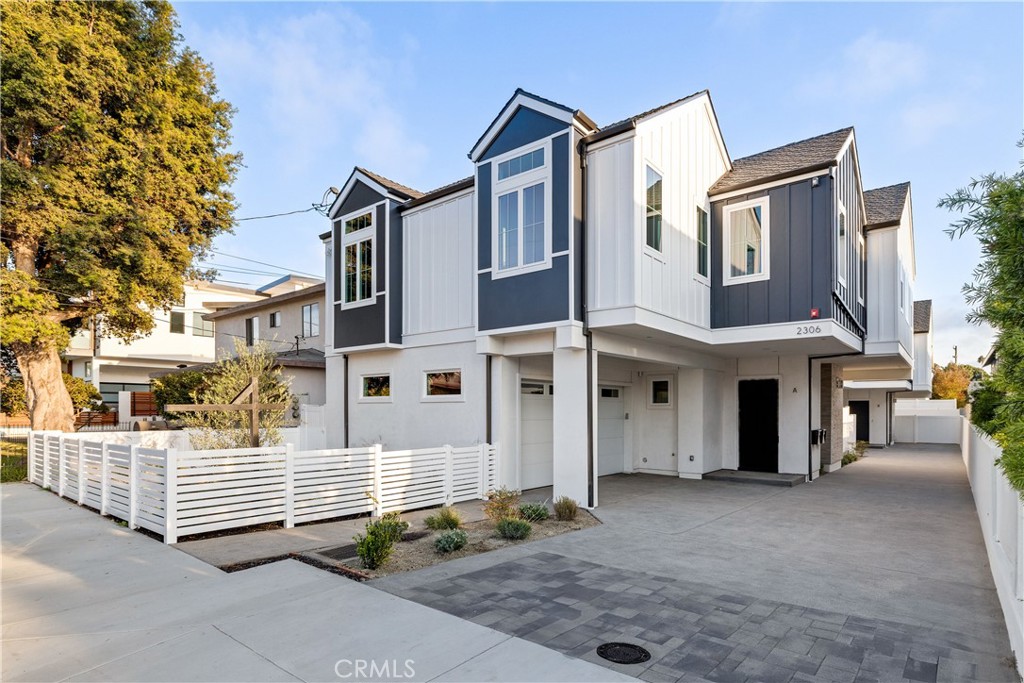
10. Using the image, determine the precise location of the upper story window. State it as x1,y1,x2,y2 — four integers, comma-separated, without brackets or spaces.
341,208,374,306
837,201,848,286
492,142,551,277
857,233,866,304
723,197,770,285
302,302,320,337
192,312,214,338
169,311,185,334
269,311,281,328
245,316,259,346
645,166,663,252
697,206,709,279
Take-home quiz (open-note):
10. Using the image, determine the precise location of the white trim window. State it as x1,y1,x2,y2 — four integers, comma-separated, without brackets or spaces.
423,369,463,402
269,311,282,328
837,200,848,286
723,197,770,285
491,141,552,277
342,209,375,307
302,302,320,337
857,232,866,305
645,166,663,252
648,376,673,408
361,374,391,402
696,205,710,280
245,316,259,346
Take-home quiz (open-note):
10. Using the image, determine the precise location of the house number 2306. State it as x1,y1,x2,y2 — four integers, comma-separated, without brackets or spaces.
796,325,822,335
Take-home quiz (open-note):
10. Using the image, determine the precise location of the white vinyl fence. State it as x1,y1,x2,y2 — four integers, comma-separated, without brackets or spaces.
28,431,497,544
894,399,962,444
959,419,1024,676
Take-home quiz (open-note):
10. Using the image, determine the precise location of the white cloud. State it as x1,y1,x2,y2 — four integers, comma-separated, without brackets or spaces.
799,31,927,102
187,7,427,180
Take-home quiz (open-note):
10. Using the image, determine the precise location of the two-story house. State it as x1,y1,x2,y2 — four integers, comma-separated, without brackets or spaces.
322,89,930,508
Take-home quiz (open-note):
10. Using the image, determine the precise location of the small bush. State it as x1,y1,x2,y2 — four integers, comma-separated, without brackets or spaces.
434,529,468,554
484,487,521,522
496,517,532,540
841,450,860,466
425,506,462,530
377,511,409,544
518,502,549,522
354,512,408,569
553,496,579,521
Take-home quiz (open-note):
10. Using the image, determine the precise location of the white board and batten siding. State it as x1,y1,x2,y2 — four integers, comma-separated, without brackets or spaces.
865,198,914,357
587,94,729,330
402,190,475,339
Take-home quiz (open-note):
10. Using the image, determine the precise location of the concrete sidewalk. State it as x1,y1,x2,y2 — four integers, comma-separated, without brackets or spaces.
1,483,633,682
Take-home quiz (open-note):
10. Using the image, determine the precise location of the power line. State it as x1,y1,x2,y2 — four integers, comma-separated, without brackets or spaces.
209,249,322,279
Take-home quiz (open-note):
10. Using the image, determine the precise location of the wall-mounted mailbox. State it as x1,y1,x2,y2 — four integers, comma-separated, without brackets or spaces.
810,428,827,445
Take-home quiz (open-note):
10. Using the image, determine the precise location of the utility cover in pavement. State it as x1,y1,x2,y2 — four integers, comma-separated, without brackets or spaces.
596,642,651,665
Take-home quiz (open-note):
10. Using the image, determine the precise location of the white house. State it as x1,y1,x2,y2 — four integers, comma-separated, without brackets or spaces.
320,89,933,508
64,281,264,409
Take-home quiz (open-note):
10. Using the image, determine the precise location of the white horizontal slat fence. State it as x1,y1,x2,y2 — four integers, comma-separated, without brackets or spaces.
27,432,496,545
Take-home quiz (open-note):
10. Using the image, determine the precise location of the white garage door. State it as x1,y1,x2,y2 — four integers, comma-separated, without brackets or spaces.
598,386,626,476
520,381,553,490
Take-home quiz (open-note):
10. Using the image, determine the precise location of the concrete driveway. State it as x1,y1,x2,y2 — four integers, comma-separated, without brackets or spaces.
376,445,1018,683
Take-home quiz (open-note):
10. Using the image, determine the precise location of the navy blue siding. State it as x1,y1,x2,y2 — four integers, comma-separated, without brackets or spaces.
711,175,833,328
478,256,570,330
572,131,584,322
388,200,403,345
477,163,492,269
332,181,384,303
334,202,388,348
479,107,567,161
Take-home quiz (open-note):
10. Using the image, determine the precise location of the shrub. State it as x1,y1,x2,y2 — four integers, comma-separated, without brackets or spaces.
483,487,520,522
354,512,408,569
434,529,468,554
425,506,462,530
553,496,579,521
518,502,549,522
841,451,860,466
377,511,409,544
496,517,531,540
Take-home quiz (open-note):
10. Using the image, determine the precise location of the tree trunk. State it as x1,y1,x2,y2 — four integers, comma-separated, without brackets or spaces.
15,342,75,432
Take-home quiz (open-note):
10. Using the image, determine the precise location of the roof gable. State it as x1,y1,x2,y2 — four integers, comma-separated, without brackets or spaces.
709,127,853,195
469,89,595,162
864,182,910,229
913,299,932,333
327,167,422,219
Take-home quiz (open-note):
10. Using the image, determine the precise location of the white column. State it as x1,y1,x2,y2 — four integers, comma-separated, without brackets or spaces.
677,369,705,479
284,443,295,528
489,355,520,490
164,448,178,544
552,347,595,508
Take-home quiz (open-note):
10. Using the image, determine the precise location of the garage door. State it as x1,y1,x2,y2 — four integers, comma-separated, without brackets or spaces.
598,386,626,475
520,381,553,490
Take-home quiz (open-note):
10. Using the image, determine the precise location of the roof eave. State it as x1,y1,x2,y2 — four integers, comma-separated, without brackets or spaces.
708,161,835,198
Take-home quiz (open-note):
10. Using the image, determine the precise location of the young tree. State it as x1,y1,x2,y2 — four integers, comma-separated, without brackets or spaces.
1,1,238,430
931,363,973,407
941,142,1024,495
177,341,293,450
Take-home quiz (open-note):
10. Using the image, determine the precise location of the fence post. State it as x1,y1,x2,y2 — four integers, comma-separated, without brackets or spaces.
164,448,177,544
444,444,454,504
57,435,67,498
478,443,487,499
27,432,35,485
372,444,384,516
100,441,110,516
77,440,86,505
128,444,139,530
41,434,52,490
284,443,295,529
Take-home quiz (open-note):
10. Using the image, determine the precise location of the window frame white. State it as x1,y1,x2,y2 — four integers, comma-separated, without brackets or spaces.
422,368,465,403
695,202,710,283
722,196,771,286
359,373,392,403
269,311,282,328
490,139,553,280
339,206,378,309
643,163,665,257
192,311,214,338
857,232,866,305
245,315,259,346
302,302,320,338
837,199,848,287
648,375,674,409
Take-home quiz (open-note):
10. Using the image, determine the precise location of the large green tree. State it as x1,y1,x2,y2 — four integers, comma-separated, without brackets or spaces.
1,1,238,430
941,142,1024,495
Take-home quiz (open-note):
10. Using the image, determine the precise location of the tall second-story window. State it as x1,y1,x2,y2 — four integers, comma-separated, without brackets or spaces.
723,197,770,285
858,233,866,304
245,316,259,346
193,312,214,338
493,144,550,276
696,206,709,279
302,302,320,337
342,210,374,305
645,166,663,252
169,311,185,334
837,201,848,286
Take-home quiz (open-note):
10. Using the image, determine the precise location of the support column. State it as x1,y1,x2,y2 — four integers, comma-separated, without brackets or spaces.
820,363,845,473
552,347,595,508
489,355,519,490
677,369,705,479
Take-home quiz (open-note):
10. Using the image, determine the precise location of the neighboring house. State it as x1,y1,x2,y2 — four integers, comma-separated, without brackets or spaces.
321,88,931,508
201,278,326,406
64,281,264,409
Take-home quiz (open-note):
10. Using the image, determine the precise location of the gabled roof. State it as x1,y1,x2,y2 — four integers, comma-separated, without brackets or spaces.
402,176,475,212
326,167,423,219
709,127,853,195
354,167,423,201
864,182,910,229
584,89,708,145
913,300,932,334
469,88,597,162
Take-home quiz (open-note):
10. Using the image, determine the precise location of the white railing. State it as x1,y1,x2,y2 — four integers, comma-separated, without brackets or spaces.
28,431,497,545
959,418,1024,677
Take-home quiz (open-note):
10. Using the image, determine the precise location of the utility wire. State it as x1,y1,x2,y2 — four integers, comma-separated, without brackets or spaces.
209,249,322,279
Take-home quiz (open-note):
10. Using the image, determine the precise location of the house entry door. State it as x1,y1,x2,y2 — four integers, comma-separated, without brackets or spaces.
738,379,779,473
849,400,870,442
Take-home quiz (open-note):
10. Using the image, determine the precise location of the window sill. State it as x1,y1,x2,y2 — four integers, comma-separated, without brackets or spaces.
491,260,552,280
643,248,666,263
421,395,465,403
723,273,770,287
359,397,392,404
341,297,378,311
693,275,710,287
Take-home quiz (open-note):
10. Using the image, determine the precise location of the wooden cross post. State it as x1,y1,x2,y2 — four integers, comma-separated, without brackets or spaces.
165,377,287,448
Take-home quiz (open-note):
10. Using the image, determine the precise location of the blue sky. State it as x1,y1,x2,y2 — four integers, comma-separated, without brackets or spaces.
174,1,1022,366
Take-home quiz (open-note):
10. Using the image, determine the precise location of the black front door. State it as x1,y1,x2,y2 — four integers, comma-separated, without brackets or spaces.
738,379,779,472
849,400,870,442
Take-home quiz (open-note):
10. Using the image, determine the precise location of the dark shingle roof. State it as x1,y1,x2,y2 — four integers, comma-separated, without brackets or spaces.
356,167,423,200
709,127,853,195
913,300,932,333
585,90,708,144
402,176,475,211
864,182,910,229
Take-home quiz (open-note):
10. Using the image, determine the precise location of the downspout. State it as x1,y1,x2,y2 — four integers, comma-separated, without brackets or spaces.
578,138,595,509
343,353,350,448
486,355,492,444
